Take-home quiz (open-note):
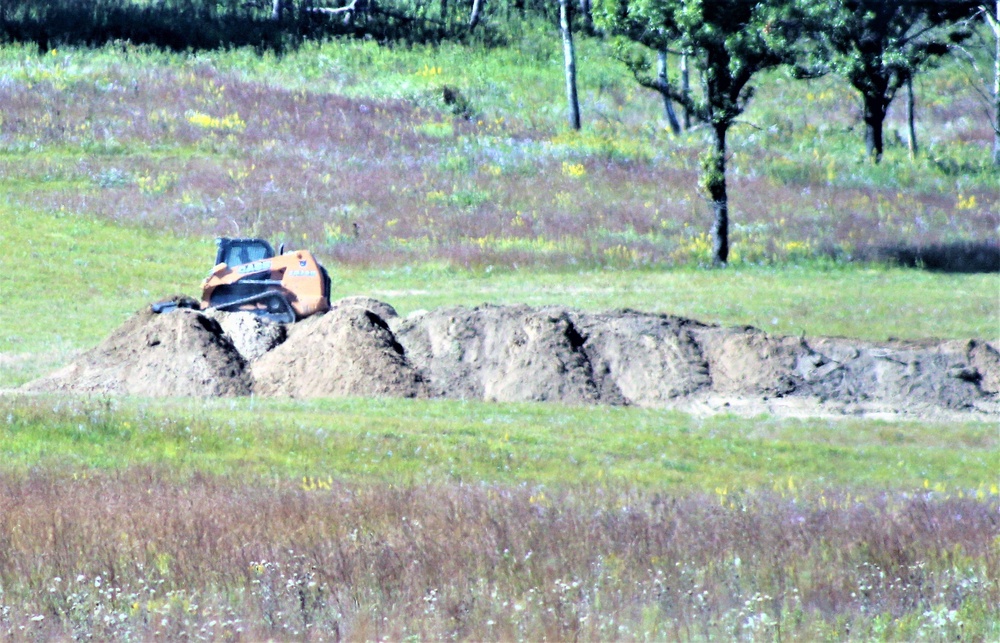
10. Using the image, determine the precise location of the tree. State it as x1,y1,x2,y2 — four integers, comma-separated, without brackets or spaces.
906,75,918,158
680,52,692,129
807,0,977,163
960,1,1000,165
657,49,683,134
560,0,582,130
272,0,287,21
594,0,804,265
469,0,485,29
984,1,1000,164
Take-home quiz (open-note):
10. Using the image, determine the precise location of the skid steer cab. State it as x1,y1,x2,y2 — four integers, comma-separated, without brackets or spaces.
152,237,331,324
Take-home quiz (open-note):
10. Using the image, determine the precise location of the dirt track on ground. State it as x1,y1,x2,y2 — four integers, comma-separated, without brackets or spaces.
19,297,999,420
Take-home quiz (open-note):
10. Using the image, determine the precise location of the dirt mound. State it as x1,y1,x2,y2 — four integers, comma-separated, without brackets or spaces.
395,307,723,406
253,305,429,399
572,312,711,405
20,299,998,418
395,305,602,403
393,304,998,415
23,307,251,397
794,338,989,410
693,327,802,396
968,340,1000,395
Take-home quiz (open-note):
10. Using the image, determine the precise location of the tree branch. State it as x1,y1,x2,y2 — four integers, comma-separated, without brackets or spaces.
308,0,359,14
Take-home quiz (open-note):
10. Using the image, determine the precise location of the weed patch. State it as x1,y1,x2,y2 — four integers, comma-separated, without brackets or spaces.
0,467,995,640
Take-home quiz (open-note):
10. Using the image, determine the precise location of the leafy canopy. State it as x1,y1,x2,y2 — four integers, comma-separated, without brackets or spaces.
807,0,976,107
594,0,809,128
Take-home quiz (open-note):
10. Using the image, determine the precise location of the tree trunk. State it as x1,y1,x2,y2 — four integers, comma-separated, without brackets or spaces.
578,0,593,34
863,93,886,163
272,0,285,21
706,124,729,266
658,50,682,135
680,52,692,130
560,0,581,130
994,0,999,165
906,75,917,159
468,0,484,30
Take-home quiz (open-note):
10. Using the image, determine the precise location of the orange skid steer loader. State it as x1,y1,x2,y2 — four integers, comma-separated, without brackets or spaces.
152,237,331,324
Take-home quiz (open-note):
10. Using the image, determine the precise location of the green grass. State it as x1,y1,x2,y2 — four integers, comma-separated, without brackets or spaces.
0,35,996,640
2,395,996,493
352,262,1000,341
0,203,209,382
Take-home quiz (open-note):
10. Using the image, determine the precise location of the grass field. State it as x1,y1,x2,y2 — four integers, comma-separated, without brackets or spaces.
0,394,997,640
0,32,998,640
3,395,997,488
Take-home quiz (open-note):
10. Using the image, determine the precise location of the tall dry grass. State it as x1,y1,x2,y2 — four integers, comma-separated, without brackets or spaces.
0,470,996,640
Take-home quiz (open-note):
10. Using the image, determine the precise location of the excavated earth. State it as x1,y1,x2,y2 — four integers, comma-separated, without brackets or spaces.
21,296,1000,419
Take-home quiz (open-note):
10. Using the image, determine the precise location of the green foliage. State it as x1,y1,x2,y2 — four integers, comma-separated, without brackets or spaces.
809,0,976,95
0,0,563,50
593,0,807,127
592,0,816,263
697,145,725,197
801,0,979,160
0,0,296,52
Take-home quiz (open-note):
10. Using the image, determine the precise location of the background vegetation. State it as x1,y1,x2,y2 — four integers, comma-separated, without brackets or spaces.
0,2,997,639
0,15,996,273
0,395,997,640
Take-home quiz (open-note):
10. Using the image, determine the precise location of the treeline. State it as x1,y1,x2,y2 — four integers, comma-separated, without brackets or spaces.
0,0,562,51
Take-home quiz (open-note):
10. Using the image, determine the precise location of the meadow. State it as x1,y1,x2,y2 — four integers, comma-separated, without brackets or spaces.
0,28,998,640
1,395,997,640
0,35,996,272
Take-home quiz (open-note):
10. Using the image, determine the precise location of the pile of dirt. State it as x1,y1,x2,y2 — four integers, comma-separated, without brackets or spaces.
331,295,399,322
23,307,252,397
793,337,997,408
570,312,711,405
393,306,998,415
19,299,999,418
253,304,429,399
392,305,604,404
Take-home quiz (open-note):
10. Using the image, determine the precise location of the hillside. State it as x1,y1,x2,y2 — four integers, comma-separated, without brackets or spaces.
0,34,996,270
